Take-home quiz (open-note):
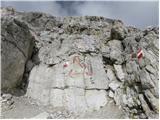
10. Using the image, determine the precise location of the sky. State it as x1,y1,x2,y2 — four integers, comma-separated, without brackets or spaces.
1,1,159,29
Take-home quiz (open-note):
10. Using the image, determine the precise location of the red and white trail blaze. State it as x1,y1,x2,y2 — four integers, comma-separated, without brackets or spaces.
137,49,143,60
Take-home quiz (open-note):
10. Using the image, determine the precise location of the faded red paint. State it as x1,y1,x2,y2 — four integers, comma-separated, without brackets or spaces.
63,62,69,68
137,49,143,60
85,72,93,76
66,56,94,77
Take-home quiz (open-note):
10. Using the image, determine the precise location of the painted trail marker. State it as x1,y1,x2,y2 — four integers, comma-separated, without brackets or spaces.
63,62,69,68
137,49,143,60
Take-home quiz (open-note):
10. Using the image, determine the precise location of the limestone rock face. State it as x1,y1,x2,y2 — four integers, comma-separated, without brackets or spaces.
1,14,34,92
1,7,159,118
102,40,124,64
27,54,109,113
110,20,128,40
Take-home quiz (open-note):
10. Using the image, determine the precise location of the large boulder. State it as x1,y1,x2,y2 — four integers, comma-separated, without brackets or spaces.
110,20,128,40
1,16,34,92
102,40,124,64
27,54,109,113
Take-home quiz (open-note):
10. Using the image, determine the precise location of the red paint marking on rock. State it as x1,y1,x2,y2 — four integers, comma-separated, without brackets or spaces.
137,49,143,60
63,62,69,68
85,72,93,76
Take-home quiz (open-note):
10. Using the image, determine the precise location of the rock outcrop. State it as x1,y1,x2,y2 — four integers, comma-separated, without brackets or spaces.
1,9,34,92
1,7,159,118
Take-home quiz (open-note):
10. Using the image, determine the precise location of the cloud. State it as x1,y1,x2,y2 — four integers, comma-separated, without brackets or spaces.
70,1,158,28
72,1,112,17
1,1,67,16
1,1,158,28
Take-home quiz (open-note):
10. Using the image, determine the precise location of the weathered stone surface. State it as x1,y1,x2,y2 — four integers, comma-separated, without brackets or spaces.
114,65,125,81
1,8,158,119
102,40,124,64
108,90,114,98
139,70,155,89
25,60,34,73
73,35,100,53
27,54,109,113
64,88,88,113
144,90,159,113
85,90,108,111
139,94,152,117
50,89,64,108
106,67,116,81
109,81,121,91
1,93,14,112
126,60,139,74
84,55,109,89
1,16,34,92
145,65,156,74
110,20,128,40
32,112,49,119
122,36,139,57
113,88,123,106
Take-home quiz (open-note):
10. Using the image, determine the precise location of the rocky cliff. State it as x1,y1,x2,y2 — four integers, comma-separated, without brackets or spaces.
1,7,159,118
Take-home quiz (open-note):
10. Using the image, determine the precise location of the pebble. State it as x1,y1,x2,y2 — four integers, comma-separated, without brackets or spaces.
2,93,12,100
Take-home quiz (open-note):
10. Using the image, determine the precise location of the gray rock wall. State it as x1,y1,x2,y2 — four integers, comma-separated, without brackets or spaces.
1,7,159,118
1,11,34,92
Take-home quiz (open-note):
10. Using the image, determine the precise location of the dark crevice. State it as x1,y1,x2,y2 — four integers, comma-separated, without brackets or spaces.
51,86,69,90
143,94,154,111
121,40,126,50
56,38,64,50
80,51,97,56
48,41,52,44
85,88,109,91
15,45,36,96
48,64,56,67
102,56,115,65
57,23,63,28
50,86,108,91
60,38,64,44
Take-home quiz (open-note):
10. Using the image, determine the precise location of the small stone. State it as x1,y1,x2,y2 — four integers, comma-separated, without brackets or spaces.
139,113,147,119
131,109,138,114
108,90,114,98
47,115,52,119
2,99,7,103
114,64,125,81
57,111,61,114
111,21,128,40
122,94,127,105
2,94,12,100
109,81,121,91
113,88,123,105
7,100,14,106
106,67,116,81
135,33,143,42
